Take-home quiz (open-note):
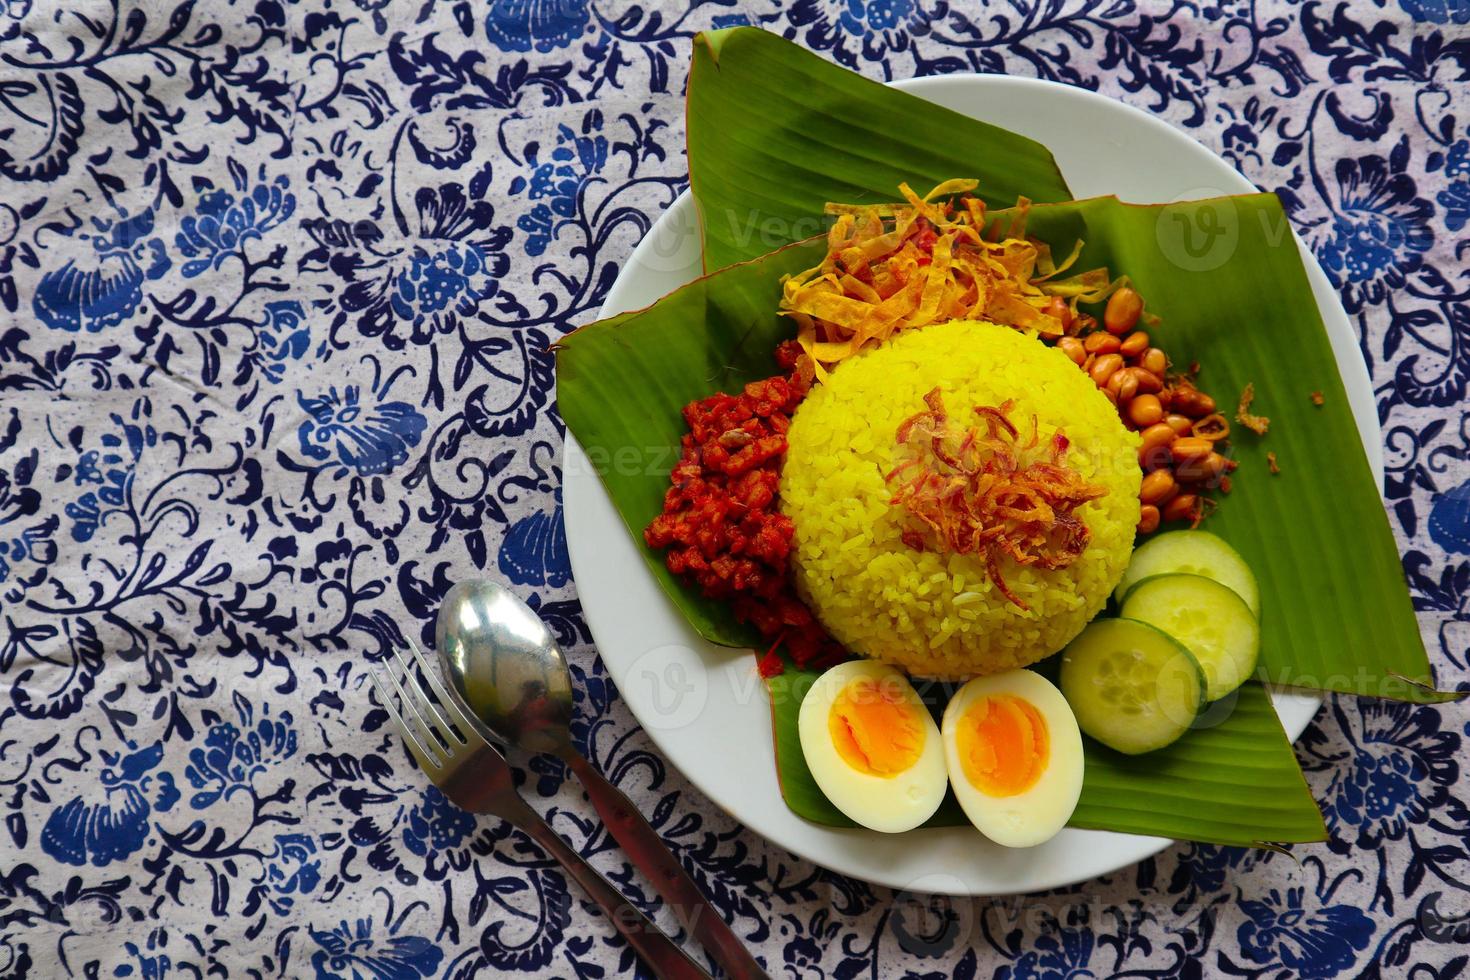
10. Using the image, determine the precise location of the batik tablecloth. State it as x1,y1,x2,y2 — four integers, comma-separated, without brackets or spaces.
1,2,1467,978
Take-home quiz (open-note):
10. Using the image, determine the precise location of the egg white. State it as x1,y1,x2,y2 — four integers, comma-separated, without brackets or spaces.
798,660,947,833
941,669,1084,848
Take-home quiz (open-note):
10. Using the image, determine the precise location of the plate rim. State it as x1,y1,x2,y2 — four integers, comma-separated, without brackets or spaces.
564,73,1374,895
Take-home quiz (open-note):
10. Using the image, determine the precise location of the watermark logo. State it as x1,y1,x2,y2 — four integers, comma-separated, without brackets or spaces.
1155,188,1239,273
624,643,708,731
631,202,703,276
890,874,976,956
1418,891,1470,944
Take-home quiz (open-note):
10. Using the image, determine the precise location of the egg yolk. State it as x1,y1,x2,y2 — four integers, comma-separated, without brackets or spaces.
956,695,1049,797
827,678,925,776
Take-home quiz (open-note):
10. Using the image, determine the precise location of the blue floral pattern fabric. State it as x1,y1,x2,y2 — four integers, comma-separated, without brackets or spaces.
0,2,1467,978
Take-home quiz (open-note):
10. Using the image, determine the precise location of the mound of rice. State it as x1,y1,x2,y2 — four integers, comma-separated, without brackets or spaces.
781,320,1141,679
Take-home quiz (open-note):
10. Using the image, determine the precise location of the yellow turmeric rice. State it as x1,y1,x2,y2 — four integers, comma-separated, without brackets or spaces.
780,320,1140,679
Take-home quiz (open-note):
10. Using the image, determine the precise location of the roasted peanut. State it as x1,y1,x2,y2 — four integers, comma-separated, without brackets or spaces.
1105,287,1143,334
1119,331,1150,357
1108,369,1139,403
1138,422,1177,451
1138,422,1177,468
1164,414,1193,435
1130,368,1163,394
1085,332,1122,355
1172,388,1216,418
1139,468,1178,505
1163,493,1200,523
1141,347,1167,375
1127,393,1164,427
1056,336,1086,365
1137,504,1161,535
1197,452,1230,482
1046,296,1072,330
1176,451,1230,485
1171,437,1214,463
1089,353,1124,387
1193,413,1230,441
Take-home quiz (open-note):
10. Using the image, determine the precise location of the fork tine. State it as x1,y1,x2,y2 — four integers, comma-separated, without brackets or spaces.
403,638,480,739
376,656,450,765
388,642,463,749
367,667,443,773
372,660,444,764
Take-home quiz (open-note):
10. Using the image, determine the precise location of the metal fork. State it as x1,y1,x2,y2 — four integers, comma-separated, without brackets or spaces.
370,640,715,980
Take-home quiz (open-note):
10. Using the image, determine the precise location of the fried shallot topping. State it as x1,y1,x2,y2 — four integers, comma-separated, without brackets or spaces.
779,180,1127,379
885,389,1107,610
1236,381,1270,435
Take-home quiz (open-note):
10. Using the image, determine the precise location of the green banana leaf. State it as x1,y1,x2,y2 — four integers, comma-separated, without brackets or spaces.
557,241,817,646
558,193,1450,704
686,28,1072,272
769,664,1327,845
557,191,1452,843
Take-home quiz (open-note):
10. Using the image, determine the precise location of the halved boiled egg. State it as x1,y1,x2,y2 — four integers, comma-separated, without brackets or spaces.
941,669,1083,847
798,660,947,833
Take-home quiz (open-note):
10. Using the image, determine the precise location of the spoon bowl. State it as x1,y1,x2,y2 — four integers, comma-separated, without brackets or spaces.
435,580,574,755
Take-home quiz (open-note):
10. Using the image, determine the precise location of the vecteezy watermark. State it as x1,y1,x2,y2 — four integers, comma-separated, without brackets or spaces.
629,201,703,276
0,203,17,246
618,204,830,278
1417,890,1470,944
1154,188,1240,273
622,643,710,731
890,874,977,955
721,209,826,254
567,436,1226,488
879,881,1228,956
564,442,681,481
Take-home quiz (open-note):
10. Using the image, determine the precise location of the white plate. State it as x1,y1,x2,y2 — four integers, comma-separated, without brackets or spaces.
563,76,1380,895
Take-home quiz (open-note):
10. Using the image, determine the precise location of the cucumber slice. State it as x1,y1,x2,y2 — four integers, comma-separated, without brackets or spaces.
1114,530,1260,617
1120,573,1261,701
1060,619,1206,754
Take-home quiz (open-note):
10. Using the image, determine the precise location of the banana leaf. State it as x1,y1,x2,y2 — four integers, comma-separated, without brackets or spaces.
557,241,817,646
558,193,1450,704
686,28,1072,272
557,191,1453,843
769,664,1327,845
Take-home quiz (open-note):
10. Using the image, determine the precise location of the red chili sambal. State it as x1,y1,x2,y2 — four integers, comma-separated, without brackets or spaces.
644,343,844,676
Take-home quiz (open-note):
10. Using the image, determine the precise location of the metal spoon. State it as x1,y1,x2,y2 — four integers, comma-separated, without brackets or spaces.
436,580,769,980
